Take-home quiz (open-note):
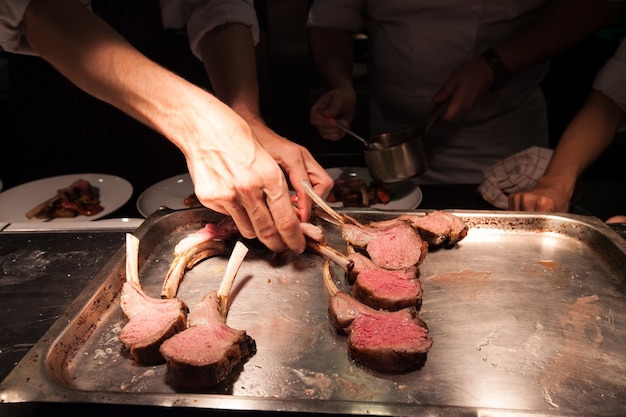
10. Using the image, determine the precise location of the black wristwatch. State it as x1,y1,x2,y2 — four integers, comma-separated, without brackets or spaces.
480,48,511,91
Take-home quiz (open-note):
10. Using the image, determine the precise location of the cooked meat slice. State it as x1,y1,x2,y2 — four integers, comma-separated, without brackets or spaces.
301,180,427,270
411,210,468,247
346,308,432,373
307,238,422,310
120,234,188,365
352,267,423,311
160,241,256,391
323,260,432,373
359,221,428,270
346,251,417,284
371,211,468,247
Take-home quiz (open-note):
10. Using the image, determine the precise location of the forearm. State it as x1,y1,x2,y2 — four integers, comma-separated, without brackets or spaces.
198,22,262,121
22,0,242,156
495,0,622,74
309,27,355,91
541,90,625,190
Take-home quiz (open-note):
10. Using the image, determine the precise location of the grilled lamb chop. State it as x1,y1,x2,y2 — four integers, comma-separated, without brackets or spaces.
323,260,432,373
301,180,428,270
369,210,468,247
161,220,236,299
160,241,256,391
307,238,422,311
120,234,189,365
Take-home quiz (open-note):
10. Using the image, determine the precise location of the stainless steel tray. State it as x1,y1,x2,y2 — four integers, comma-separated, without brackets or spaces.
2,207,626,416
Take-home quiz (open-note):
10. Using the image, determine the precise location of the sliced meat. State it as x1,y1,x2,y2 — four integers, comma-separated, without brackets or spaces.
411,210,468,247
356,220,428,270
160,241,256,391
120,234,188,365
352,266,423,311
324,261,432,373
301,181,427,270
346,251,417,284
346,306,432,373
306,237,422,310
159,292,256,391
371,210,468,247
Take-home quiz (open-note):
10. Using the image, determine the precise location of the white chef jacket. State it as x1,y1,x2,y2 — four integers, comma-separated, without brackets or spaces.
0,0,259,59
308,0,556,184
593,37,626,114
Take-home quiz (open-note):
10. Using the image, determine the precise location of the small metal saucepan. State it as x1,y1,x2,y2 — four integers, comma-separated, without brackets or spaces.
363,128,429,184
363,101,447,184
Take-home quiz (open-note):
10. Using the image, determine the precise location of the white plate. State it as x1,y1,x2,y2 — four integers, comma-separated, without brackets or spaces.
0,174,133,223
137,173,194,218
326,167,422,210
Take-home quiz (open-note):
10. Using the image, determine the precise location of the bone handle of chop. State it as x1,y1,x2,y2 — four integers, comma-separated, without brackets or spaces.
217,241,249,318
306,240,352,273
125,234,142,288
300,180,344,224
322,259,339,297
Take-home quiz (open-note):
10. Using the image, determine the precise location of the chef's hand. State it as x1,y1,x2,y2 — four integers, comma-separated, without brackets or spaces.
246,118,334,222
183,118,307,254
433,56,495,121
310,87,357,141
508,178,572,213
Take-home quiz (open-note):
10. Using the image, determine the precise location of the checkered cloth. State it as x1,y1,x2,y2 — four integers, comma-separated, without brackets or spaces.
478,146,554,209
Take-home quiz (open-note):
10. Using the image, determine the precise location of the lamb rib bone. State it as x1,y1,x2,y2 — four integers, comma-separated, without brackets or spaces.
161,222,233,299
119,234,189,365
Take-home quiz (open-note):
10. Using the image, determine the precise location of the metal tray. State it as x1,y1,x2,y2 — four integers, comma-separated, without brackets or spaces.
1,207,626,416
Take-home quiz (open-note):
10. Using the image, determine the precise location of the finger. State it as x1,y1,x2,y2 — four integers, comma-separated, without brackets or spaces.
233,187,288,252
239,183,305,253
261,186,306,253
508,193,525,211
213,200,257,239
292,187,312,222
534,198,556,213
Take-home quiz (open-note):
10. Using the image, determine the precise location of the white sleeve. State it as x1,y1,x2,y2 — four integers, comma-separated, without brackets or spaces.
593,37,626,113
307,0,363,32
0,0,91,54
161,0,259,61
0,0,37,54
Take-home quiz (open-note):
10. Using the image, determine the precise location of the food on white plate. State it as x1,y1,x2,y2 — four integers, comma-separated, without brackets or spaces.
25,178,104,220
325,179,391,207
160,241,256,390
120,234,189,365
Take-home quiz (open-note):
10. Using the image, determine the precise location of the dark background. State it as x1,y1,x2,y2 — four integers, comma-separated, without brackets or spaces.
0,1,624,219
